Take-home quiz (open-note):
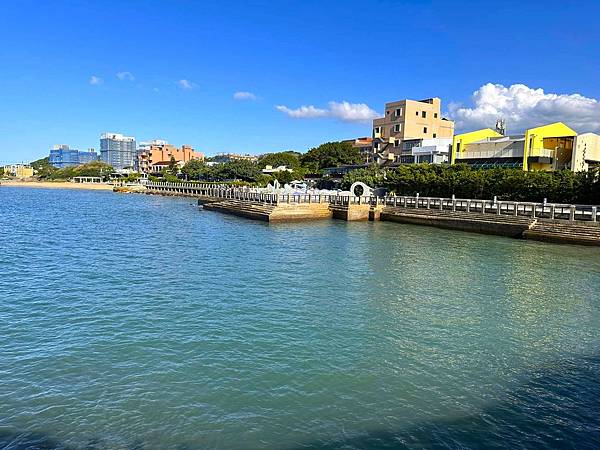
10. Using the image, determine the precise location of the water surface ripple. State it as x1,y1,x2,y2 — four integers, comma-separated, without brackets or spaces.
1,187,599,449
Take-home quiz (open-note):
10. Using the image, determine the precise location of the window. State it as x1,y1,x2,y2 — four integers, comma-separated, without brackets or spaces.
386,110,390,115
395,108,403,117
416,111,419,116
423,127,428,133
434,113,438,118
433,133,437,138
374,127,380,134
394,139,400,147
422,111,427,118
394,124,401,133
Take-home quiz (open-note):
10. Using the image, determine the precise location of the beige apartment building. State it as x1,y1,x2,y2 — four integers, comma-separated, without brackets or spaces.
138,140,204,174
372,97,454,164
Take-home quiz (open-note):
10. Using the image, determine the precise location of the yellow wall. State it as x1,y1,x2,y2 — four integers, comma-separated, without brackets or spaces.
523,122,576,171
451,128,502,164
4,165,34,178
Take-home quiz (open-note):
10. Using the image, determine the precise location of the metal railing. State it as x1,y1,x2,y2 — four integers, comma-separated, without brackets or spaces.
378,195,599,223
145,182,600,223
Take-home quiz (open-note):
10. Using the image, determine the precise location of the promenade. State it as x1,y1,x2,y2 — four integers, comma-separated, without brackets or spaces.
140,182,600,246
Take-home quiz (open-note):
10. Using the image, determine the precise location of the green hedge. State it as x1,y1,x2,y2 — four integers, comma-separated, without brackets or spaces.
341,164,600,204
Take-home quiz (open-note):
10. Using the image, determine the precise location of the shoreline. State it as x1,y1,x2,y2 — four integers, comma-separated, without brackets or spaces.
0,180,114,191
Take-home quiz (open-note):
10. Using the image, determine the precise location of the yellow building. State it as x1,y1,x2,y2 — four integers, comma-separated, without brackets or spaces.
3,164,34,178
452,122,579,171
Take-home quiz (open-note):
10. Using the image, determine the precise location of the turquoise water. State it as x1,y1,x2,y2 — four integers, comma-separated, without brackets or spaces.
1,187,600,449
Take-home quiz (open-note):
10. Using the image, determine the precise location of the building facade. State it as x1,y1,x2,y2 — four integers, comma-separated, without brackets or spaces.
3,164,34,178
137,141,204,174
451,122,583,171
100,133,137,171
572,133,600,172
49,145,98,168
372,97,454,163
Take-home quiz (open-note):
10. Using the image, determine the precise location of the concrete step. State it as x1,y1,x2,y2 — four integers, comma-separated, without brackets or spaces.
383,207,535,225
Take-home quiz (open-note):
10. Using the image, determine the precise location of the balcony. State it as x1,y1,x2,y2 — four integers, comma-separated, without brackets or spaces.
458,148,525,160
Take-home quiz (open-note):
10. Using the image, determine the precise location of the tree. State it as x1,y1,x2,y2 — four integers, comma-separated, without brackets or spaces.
259,151,301,170
181,159,209,180
168,156,179,175
300,141,362,171
214,160,262,182
30,156,57,179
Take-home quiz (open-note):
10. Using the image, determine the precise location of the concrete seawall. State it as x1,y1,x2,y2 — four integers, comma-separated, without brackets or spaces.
380,208,535,238
202,200,332,222
130,183,600,246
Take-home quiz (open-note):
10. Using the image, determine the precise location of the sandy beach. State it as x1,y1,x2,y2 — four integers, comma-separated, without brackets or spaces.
0,180,114,191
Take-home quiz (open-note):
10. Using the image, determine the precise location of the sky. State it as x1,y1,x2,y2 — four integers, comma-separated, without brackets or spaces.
1,0,600,163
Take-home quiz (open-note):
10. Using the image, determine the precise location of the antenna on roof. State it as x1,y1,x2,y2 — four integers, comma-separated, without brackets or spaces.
495,118,506,135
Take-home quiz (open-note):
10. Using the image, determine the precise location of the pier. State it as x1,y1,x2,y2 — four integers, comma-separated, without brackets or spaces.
141,182,600,245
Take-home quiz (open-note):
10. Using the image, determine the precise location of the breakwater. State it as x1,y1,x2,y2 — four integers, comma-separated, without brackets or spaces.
141,182,600,245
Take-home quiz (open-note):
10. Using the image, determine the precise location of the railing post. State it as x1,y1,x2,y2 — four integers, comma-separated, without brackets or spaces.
592,206,597,222
466,200,470,213
532,204,536,218
497,201,501,215
514,202,518,216
570,205,576,221
426,198,430,209
550,205,555,220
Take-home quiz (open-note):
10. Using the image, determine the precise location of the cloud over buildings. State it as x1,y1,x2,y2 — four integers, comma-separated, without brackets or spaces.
276,101,378,123
233,91,258,100
449,83,600,133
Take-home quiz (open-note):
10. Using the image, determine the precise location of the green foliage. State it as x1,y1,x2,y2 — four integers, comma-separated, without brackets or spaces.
165,173,180,183
40,161,114,180
181,159,263,182
181,159,209,180
30,156,57,178
168,156,179,175
340,165,386,190
341,163,600,204
124,172,141,182
258,151,301,170
214,159,262,181
300,141,362,172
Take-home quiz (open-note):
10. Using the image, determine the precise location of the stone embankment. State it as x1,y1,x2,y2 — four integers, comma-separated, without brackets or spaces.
380,207,536,237
201,199,332,222
524,221,600,246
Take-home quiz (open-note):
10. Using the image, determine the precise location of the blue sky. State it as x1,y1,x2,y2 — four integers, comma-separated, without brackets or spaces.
2,0,600,163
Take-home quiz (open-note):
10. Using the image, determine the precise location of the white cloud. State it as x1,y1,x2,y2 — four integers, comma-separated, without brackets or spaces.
233,91,258,101
89,75,103,85
153,87,160,92
275,101,378,123
117,71,135,81
275,104,329,119
449,83,600,133
178,79,195,90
